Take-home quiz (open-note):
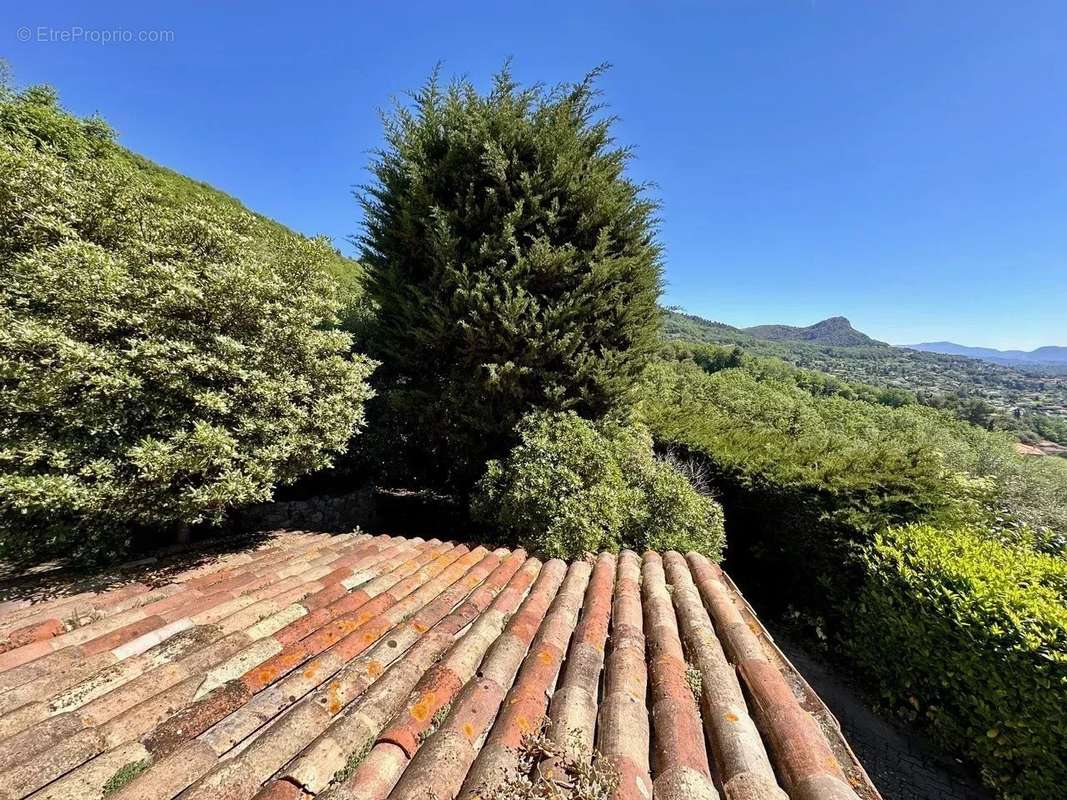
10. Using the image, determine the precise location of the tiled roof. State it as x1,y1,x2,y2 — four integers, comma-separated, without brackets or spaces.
0,532,880,800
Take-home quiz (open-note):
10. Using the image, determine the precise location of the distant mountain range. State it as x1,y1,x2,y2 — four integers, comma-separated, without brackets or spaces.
662,309,1067,425
905,341,1067,367
665,309,1067,370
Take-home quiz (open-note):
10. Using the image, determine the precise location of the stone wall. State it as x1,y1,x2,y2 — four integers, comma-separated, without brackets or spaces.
232,486,376,533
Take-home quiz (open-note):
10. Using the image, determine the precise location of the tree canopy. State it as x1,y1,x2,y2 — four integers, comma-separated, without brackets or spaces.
360,65,663,488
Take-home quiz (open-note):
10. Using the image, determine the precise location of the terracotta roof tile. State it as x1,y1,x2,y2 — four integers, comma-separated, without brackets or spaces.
643,551,715,800
455,559,590,799
541,551,614,774
0,533,880,800
599,550,652,800
662,552,782,800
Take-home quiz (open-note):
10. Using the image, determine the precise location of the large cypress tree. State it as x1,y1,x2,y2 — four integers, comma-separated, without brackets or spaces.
360,65,662,488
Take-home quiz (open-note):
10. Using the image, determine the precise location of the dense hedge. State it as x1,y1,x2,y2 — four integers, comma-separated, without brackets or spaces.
640,358,959,613
471,411,724,560
852,525,1066,799
0,84,376,562
642,356,1066,563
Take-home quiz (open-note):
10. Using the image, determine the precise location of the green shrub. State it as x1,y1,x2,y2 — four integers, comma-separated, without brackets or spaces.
0,85,376,562
851,525,1067,799
638,456,726,555
933,423,1067,555
470,411,724,560
360,65,662,489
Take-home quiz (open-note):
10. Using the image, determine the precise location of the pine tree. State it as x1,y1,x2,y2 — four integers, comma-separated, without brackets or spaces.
360,65,662,488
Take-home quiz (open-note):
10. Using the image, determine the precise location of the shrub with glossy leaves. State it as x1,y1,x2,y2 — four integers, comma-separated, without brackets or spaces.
0,84,376,562
360,65,663,489
471,411,724,560
852,524,1067,800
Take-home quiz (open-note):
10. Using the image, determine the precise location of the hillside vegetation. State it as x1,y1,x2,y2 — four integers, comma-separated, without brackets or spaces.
641,340,1067,798
665,309,1067,447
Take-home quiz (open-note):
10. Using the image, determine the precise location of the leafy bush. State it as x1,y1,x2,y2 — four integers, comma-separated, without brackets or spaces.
471,411,724,560
360,65,662,489
851,525,1067,799
933,423,1067,555
0,80,371,343
0,84,376,562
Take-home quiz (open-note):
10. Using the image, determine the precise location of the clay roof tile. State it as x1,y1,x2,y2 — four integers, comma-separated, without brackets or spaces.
0,533,879,800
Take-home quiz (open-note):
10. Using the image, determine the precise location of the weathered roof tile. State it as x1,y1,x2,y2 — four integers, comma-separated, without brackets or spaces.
662,552,782,800
642,551,715,800
0,533,880,800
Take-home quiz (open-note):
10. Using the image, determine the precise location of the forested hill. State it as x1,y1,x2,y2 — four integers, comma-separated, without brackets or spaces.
663,309,1067,446
668,311,884,347
744,315,885,346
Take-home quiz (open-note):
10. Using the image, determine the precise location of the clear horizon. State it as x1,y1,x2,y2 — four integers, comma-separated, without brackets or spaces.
3,0,1064,350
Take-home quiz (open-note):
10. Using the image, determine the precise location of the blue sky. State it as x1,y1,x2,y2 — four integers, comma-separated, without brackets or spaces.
3,1,1065,348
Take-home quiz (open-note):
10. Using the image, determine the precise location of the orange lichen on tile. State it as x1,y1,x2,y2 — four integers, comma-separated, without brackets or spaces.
0,534,873,800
